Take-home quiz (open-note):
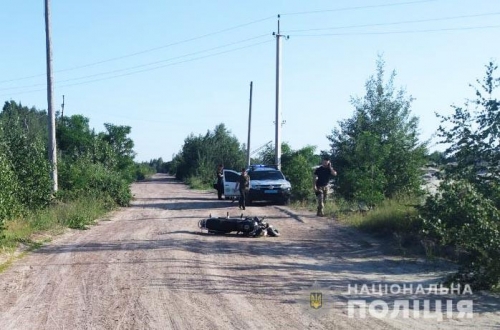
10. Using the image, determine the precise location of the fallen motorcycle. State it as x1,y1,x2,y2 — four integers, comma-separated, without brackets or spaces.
198,213,280,237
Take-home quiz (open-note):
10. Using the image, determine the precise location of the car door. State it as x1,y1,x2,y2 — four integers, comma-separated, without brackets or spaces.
223,169,241,198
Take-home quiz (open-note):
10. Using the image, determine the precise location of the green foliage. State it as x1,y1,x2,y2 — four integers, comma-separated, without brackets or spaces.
100,123,136,181
282,145,320,201
420,181,500,289
171,124,246,184
56,115,137,206
149,157,168,173
257,142,293,165
58,158,132,206
0,101,52,210
328,57,427,206
344,197,420,235
135,162,156,181
0,154,19,238
427,150,447,166
282,154,312,200
0,102,139,251
2,195,114,246
420,62,500,289
255,144,320,201
57,115,94,160
185,176,209,190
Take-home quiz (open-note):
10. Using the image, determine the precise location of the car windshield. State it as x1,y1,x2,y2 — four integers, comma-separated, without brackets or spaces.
249,171,284,181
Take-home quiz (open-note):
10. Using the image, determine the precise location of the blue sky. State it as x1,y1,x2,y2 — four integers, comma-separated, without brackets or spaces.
1,0,499,162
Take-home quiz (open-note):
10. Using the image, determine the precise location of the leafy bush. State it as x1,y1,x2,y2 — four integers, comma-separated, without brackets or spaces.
420,62,500,290
282,154,313,201
186,176,209,190
1,102,52,210
58,158,132,206
420,180,500,289
135,163,155,181
0,154,20,237
348,198,420,235
171,124,246,183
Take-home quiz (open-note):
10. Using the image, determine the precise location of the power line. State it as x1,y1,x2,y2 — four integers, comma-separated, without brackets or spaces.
281,0,437,16
7,10,496,93
285,12,500,33
0,16,274,85
0,39,273,97
0,34,269,92
292,24,500,37
3,23,498,97
0,1,438,85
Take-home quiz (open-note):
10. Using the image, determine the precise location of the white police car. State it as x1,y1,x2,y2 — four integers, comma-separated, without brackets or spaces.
247,165,291,205
221,165,292,205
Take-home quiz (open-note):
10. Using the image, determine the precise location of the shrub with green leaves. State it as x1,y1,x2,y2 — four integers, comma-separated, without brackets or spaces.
421,62,500,289
327,58,427,206
1,101,52,210
0,153,19,238
420,180,500,289
58,157,132,207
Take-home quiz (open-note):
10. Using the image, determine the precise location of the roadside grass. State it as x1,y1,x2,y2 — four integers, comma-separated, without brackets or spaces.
186,176,212,190
292,195,424,254
339,198,421,235
0,195,115,253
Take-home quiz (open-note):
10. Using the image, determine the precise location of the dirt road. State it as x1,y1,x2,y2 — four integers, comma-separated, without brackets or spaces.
0,174,499,329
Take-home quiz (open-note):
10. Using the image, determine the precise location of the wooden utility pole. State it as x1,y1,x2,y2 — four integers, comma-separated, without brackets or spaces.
273,15,288,169
45,0,58,192
61,95,65,119
246,81,253,168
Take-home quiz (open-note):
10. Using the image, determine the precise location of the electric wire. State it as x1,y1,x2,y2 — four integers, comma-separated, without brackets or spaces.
284,12,500,33
0,34,269,92
281,0,437,16
0,39,273,97
292,24,500,37
0,16,275,85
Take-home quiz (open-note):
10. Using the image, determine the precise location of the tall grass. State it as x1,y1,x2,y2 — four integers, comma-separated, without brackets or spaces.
0,195,115,250
186,176,212,190
340,198,421,235
292,194,422,237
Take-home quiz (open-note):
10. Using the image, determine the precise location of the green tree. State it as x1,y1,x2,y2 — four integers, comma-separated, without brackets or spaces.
0,150,19,236
427,150,447,166
172,124,246,185
257,144,321,201
0,101,52,209
101,124,135,178
328,58,427,205
283,150,318,201
57,115,94,160
258,142,293,165
420,62,500,289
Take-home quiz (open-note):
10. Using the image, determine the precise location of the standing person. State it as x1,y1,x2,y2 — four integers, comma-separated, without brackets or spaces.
216,164,224,200
235,168,250,210
313,158,337,216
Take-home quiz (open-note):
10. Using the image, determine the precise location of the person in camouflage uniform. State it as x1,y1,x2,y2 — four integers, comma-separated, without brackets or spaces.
313,158,337,216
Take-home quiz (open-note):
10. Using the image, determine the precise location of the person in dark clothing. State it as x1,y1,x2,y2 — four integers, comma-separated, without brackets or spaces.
235,168,250,210
313,158,337,216
216,164,224,200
